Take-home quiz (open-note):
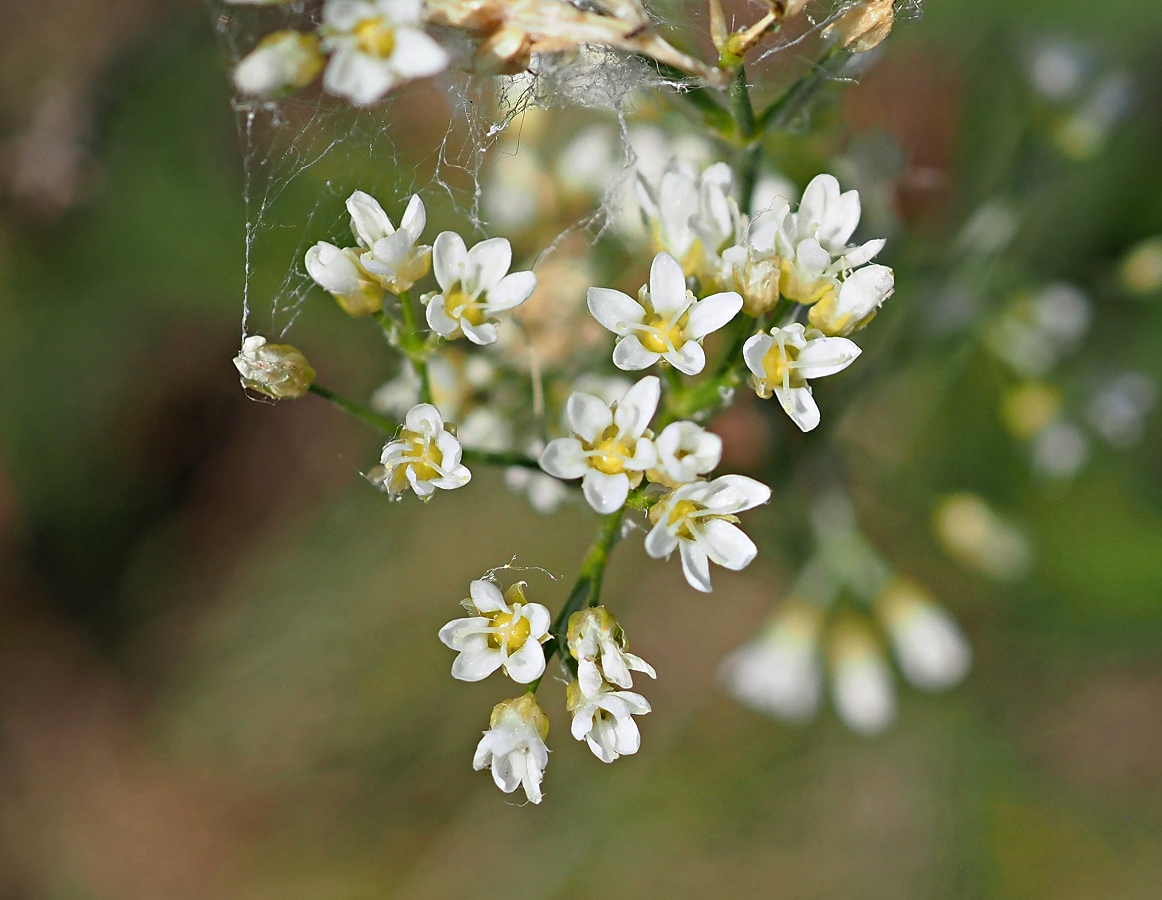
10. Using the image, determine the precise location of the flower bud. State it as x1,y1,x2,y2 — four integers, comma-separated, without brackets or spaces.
825,0,895,54
233,335,314,399
722,245,781,316
827,617,896,735
875,578,971,691
234,32,324,98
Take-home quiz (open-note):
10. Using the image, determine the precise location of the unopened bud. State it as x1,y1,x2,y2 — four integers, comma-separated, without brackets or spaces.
825,0,895,54
234,335,315,399
234,31,324,98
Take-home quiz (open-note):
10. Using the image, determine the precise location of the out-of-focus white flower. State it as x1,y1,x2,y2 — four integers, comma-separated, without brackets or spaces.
539,376,659,514
588,251,742,375
719,601,823,722
875,578,971,692
1053,72,1132,161
1031,420,1089,479
1087,373,1157,446
1120,236,1162,296
566,680,650,763
807,263,894,337
424,233,536,345
828,618,896,736
234,31,325,97
505,465,571,514
1000,381,1062,440
439,580,551,683
933,493,1031,582
645,474,771,593
233,335,315,399
320,0,448,106
457,407,514,452
473,694,550,804
647,421,722,488
372,402,471,499
987,283,1091,378
567,606,655,698
635,162,740,287
743,324,861,432
483,148,551,232
1026,40,1087,102
956,201,1019,257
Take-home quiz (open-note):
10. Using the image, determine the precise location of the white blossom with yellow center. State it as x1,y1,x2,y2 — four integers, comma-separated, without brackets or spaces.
567,607,655,698
234,31,325,98
538,375,660,514
566,680,650,763
645,474,771,593
742,323,861,433
588,251,742,376
320,0,449,106
424,232,537,345
473,694,550,804
373,402,471,499
439,580,551,684
647,420,722,488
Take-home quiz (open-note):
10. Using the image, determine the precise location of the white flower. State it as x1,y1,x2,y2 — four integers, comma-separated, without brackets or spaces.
320,0,449,106
828,620,896,736
347,190,432,294
457,407,513,453
567,607,655,698
719,602,823,722
424,233,536,345
783,173,883,263
473,695,550,804
233,335,315,399
807,263,894,337
645,474,771,593
538,376,660,514
566,680,650,763
234,31,324,98
588,251,742,375
635,161,740,286
439,580,551,683
743,324,861,432
647,421,722,488
305,241,384,316
875,578,971,692
372,403,471,499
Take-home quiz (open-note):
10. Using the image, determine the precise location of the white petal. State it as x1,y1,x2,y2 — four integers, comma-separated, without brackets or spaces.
469,579,507,613
305,242,360,294
686,291,743,339
612,335,661,371
452,648,505,681
698,519,758,570
566,392,613,443
404,403,443,433
464,237,512,295
836,264,894,318
798,174,838,232
679,540,713,593
571,706,596,741
438,617,490,647
460,318,499,345
742,332,773,380
820,188,861,252
523,603,552,640
648,251,689,315
347,190,393,247
795,336,862,379
613,715,641,755
588,287,645,335
704,474,771,513
324,50,395,106
644,521,678,559
613,376,660,437
842,238,886,268
582,470,630,514
775,385,820,432
504,638,546,684
399,193,426,242
795,238,832,276
623,436,656,471
433,231,467,291
539,438,589,480
664,341,706,376
389,27,449,79
486,271,536,311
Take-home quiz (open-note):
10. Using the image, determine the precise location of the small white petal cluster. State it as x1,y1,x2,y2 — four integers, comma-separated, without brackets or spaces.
566,607,655,763
645,475,771,592
306,190,431,314
439,580,552,683
875,578,971,691
828,619,897,736
423,233,537,345
234,31,324,97
320,0,449,105
743,323,862,432
372,403,471,499
588,251,742,375
473,694,551,804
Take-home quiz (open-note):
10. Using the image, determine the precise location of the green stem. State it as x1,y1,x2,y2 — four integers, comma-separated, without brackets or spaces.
528,507,627,693
651,62,734,136
755,45,850,135
397,289,433,405
729,65,762,216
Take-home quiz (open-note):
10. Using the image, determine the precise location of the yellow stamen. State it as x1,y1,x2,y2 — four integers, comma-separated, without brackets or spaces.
587,425,634,475
354,18,397,58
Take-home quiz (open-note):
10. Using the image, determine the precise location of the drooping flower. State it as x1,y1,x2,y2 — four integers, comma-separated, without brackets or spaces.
320,0,449,106
233,335,315,399
742,323,861,432
718,601,823,722
647,421,722,488
828,618,897,736
566,680,650,763
807,263,895,337
439,580,551,683
635,162,741,287
234,31,325,98
539,376,659,514
588,251,742,376
645,474,771,592
874,578,971,692
473,694,550,804
567,606,655,698
371,402,471,499
424,232,537,345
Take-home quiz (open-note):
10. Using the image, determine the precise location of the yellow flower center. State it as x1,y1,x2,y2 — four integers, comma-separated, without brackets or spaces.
403,430,443,481
487,609,532,652
779,258,835,306
638,308,689,354
760,340,806,391
666,498,703,540
445,284,487,326
354,18,397,58
586,424,634,475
